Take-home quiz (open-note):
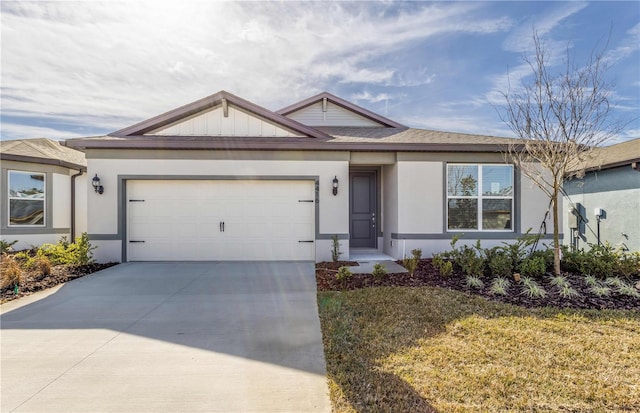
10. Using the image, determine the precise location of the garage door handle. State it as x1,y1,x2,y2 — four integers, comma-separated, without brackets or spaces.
298,240,314,243
129,199,145,202
220,221,225,232
129,240,145,243
298,200,314,203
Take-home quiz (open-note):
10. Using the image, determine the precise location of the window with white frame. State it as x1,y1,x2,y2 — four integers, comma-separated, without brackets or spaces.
447,164,513,231
8,171,46,226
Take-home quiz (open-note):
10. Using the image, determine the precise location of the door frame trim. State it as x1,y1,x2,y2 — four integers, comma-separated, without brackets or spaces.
348,167,381,249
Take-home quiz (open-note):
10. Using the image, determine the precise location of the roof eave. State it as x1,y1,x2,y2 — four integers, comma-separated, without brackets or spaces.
63,138,515,153
0,153,87,171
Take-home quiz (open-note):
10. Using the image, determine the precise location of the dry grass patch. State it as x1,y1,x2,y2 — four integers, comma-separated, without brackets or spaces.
318,287,640,412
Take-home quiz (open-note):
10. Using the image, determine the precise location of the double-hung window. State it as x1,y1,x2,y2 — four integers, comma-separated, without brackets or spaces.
447,164,513,231
8,171,46,226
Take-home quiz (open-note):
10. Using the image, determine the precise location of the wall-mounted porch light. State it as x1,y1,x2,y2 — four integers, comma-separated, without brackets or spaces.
332,176,339,196
92,174,104,194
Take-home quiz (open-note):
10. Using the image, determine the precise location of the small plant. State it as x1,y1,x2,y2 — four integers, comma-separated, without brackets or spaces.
549,274,570,288
34,255,52,278
432,253,453,277
372,263,387,279
584,274,600,288
458,245,485,277
330,235,342,262
465,275,485,289
520,256,546,278
616,283,640,298
490,277,511,295
1,255,22,291
402,248,422,276
489,252,512,278
558,284,580,299
1,239,18,255
335,266,353,282
521,276,547,298
548,275,579,298
589,284,612,297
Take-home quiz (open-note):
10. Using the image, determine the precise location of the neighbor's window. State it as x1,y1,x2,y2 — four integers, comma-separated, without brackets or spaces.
8,171,46,226
447,164,513,231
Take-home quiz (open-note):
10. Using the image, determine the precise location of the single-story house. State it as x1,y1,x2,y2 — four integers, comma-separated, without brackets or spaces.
0,138,87,250
563,138,640,251
63,91,558,263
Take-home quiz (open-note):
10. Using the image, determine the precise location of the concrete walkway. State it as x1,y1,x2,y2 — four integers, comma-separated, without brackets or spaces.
1,262,331,412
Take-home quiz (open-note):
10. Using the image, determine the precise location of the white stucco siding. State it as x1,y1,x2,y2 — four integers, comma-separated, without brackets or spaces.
519,166,559,234
74,174,88,236
149,106,300,137
51,172,71,228
382,164,399,257
286,102,382,127
397,161,443,234
86,156,349,262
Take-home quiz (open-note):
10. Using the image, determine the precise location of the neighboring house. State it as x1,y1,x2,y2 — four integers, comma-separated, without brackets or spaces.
0,138,87,250
64,91,557,263
563,138,640,252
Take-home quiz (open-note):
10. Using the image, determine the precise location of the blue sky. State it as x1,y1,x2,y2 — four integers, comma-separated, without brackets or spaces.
1,1,639,143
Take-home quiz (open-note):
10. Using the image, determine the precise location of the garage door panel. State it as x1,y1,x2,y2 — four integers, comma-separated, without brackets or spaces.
128,180,315,261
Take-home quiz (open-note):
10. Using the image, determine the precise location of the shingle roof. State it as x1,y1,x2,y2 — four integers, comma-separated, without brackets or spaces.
0,138,86,169
569,138,640,173
317,127,519,145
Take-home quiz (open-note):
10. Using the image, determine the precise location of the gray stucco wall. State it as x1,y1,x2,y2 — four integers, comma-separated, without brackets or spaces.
563,165,640,252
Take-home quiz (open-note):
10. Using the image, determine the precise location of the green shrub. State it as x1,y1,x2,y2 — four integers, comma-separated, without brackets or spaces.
1,239,18,255
336,266,353,282
465,275,484,289
500,230,536,271
36,233,96,267
488,252,512,278
520,256,546,278
616,251,640,278
330,235,341,262
490,277,511,295
402,249,422,276
372,263,387,279
457,245,485,277
521,276,547,298
432,254,453,277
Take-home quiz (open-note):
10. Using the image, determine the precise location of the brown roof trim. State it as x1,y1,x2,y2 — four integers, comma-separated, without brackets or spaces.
64,136,515,153
277,92,407,129
582,158,640,173
0,153,87,171
110,90,333,140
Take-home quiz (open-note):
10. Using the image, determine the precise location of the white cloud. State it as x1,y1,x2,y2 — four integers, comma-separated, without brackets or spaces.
1,1,513,138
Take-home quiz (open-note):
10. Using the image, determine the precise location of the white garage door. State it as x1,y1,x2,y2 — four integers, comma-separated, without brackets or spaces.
127,180,315,261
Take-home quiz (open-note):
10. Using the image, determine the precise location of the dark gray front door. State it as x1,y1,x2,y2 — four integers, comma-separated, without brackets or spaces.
350,171,376,248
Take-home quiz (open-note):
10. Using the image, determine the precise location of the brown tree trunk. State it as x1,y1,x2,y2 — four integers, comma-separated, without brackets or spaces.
552,190,561,275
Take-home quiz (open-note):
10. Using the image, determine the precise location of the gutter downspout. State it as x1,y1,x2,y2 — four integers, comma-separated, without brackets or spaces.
71,168,85,241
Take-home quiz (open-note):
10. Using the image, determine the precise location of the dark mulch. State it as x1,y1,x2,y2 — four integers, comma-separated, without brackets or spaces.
317,259,640,311
1,262,118,303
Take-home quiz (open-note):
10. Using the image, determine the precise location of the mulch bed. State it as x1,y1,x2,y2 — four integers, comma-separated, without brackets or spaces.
1,263,117,303
317,260,640,311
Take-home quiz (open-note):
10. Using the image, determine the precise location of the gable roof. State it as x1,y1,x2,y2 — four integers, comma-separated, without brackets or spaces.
568,138,640,173
64,90,521,152
0,138,86,170
277,92,406,129
111,90,331,140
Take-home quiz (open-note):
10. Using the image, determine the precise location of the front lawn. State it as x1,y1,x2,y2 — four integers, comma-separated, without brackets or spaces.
318,287,640,412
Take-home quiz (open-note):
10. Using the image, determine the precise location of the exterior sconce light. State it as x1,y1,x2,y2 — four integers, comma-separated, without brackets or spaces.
332,176,339,196
92,174,104,194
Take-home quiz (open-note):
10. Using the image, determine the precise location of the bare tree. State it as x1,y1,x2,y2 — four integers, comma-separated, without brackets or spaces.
499,30,625,275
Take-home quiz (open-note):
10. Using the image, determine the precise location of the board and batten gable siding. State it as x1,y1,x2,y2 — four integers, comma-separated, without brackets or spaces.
285,101,383,127
147,105,302,137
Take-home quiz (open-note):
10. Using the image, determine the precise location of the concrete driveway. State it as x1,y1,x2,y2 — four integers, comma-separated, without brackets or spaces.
1,262,331,412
